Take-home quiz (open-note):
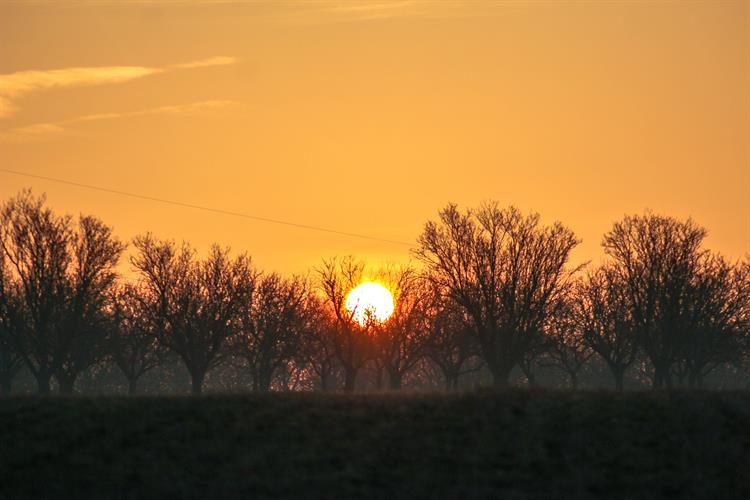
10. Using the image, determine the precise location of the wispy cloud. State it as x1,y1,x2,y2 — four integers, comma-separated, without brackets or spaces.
0,56,237,119
326,1,416,14
170,56,237,70
0,66,159,119
4,1,468,24
301,1,468,24
0,100,234,142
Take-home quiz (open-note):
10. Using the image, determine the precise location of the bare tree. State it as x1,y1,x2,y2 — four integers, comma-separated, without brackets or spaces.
236,273,309,392
574,267,638,391
738,259,750,384
54,216,125,393
0,251,23,395
108,284,165,394
132,235,256,394
415,203,580,387
424,286,481,390
301,297,342,391
0,191,69,393
373,267,430,389
517,330,549,388
316,256,371,392
546,299,593,389
0,191,124,394
675,255,749,387
603,213,708,389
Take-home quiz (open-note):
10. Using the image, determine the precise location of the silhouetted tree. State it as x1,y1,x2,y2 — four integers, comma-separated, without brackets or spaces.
546,299,592,389
0,191,69,394
316,256,372,392
54,216,124,393
574,267,638,391
0,252,23,395
236,273,309,392
0,191,124,394
4,186,750,395
132,235,256,394
674,255,749,387
373,267,430,389
603,213,708,389
424,288,480,390
301,299,342,391
738,259,750,383
517,330,549,388
272,357,309,391
108,284,165,394
416,203,580,387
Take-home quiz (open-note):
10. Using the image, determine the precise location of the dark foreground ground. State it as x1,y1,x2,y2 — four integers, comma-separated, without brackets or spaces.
1,391,749,499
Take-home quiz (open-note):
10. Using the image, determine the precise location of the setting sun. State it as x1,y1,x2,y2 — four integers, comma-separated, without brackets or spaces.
1,1,748,497
345,282,395,325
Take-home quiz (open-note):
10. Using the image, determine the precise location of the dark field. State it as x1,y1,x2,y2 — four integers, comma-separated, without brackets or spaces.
1,391,749,499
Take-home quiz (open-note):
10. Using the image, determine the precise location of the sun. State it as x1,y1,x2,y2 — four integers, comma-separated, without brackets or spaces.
345,282,395,325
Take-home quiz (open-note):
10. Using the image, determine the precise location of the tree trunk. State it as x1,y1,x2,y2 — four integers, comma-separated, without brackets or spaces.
677,369,688,387
519,362,538,388
653,370,662,389
320,370,331,391
492,374,510,389
35,371,52,395
612,367,624,392
0,374,11,396
489,360,514,389
374,366,384,390
191,371,205,395
443,370,457,391
570,372,578,390
128,377,138,395
687,369,704,389
343,366,357,392
388,370,402,390
58,375,76,395
258,371,272,393
653,362,675,390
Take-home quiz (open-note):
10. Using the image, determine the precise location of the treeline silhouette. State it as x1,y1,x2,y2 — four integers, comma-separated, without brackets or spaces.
0,190,748,395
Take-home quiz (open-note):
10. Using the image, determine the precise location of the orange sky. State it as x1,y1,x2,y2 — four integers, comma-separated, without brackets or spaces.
1,0,748,276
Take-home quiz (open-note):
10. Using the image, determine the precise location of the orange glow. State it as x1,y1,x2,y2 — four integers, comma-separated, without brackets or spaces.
0,1,746,272
345,282,395,325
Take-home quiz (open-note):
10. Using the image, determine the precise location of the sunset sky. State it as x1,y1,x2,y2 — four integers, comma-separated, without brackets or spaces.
1,0,748,276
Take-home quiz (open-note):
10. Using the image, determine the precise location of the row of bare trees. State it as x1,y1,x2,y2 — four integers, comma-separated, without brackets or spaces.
0,191,124,394
417,204,749,390
0,191,748,395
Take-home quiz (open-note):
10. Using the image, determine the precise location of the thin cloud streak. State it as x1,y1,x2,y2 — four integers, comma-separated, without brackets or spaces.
323,1,422,21
0,66,160,119
0,56,237,119
295,1,468,25
326,1,417,14
170,56,237,70
0,100,234,142
3,1,469,24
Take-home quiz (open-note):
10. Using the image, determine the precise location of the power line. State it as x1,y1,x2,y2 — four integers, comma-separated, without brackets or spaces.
0,168,413,247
